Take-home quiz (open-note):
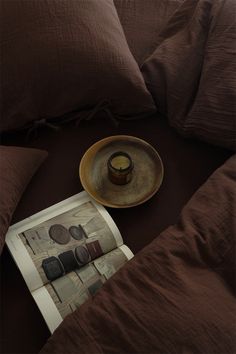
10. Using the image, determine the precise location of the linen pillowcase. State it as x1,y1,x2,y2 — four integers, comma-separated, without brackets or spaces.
114,0,184,66
182,0,236,150
0,146,48,254
0,0,155,132
142,0,236,150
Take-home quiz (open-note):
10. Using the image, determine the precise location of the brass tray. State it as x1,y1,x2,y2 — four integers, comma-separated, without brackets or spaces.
79,135,164,208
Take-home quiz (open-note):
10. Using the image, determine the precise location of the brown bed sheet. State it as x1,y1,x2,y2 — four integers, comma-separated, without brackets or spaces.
40,155,236,354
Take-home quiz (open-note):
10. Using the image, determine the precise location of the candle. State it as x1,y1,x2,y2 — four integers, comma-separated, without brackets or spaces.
107,151,133,185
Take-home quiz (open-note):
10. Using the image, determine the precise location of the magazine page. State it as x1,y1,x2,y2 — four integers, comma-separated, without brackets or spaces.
6,191,124,293
32,244,133,333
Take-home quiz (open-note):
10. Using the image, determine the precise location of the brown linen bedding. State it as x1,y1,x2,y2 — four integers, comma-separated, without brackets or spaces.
1,116,232,354
0,0,155,132
0,146,47,254
114,0,184,66
142,0,236,150
41,155,236,354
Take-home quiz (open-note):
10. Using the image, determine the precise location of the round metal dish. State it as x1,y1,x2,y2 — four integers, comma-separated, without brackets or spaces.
79,135,164,208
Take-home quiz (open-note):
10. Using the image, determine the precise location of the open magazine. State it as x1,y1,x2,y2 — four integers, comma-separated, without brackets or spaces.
6,191,133,333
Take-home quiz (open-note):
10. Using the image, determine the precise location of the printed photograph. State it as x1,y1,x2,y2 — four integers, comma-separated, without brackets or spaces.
18,200,129,318
19,201,117,285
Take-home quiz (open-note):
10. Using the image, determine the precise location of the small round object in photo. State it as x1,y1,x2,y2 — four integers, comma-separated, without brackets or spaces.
49,224,71,244
69,225,86,240
75,245,90,265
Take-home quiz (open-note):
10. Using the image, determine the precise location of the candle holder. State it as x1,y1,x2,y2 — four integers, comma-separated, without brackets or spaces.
107,151,134,185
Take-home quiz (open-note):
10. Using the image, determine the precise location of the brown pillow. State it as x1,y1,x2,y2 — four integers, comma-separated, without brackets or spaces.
142,0,236,150
0,146,48,254
114,0,183,66
0,0,155,132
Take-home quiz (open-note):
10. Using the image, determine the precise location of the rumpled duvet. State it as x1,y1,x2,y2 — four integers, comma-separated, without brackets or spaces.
142,0,236,150
40,153,236,354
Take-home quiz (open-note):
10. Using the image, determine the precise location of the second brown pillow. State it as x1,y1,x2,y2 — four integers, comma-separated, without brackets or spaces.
142,0,236,150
